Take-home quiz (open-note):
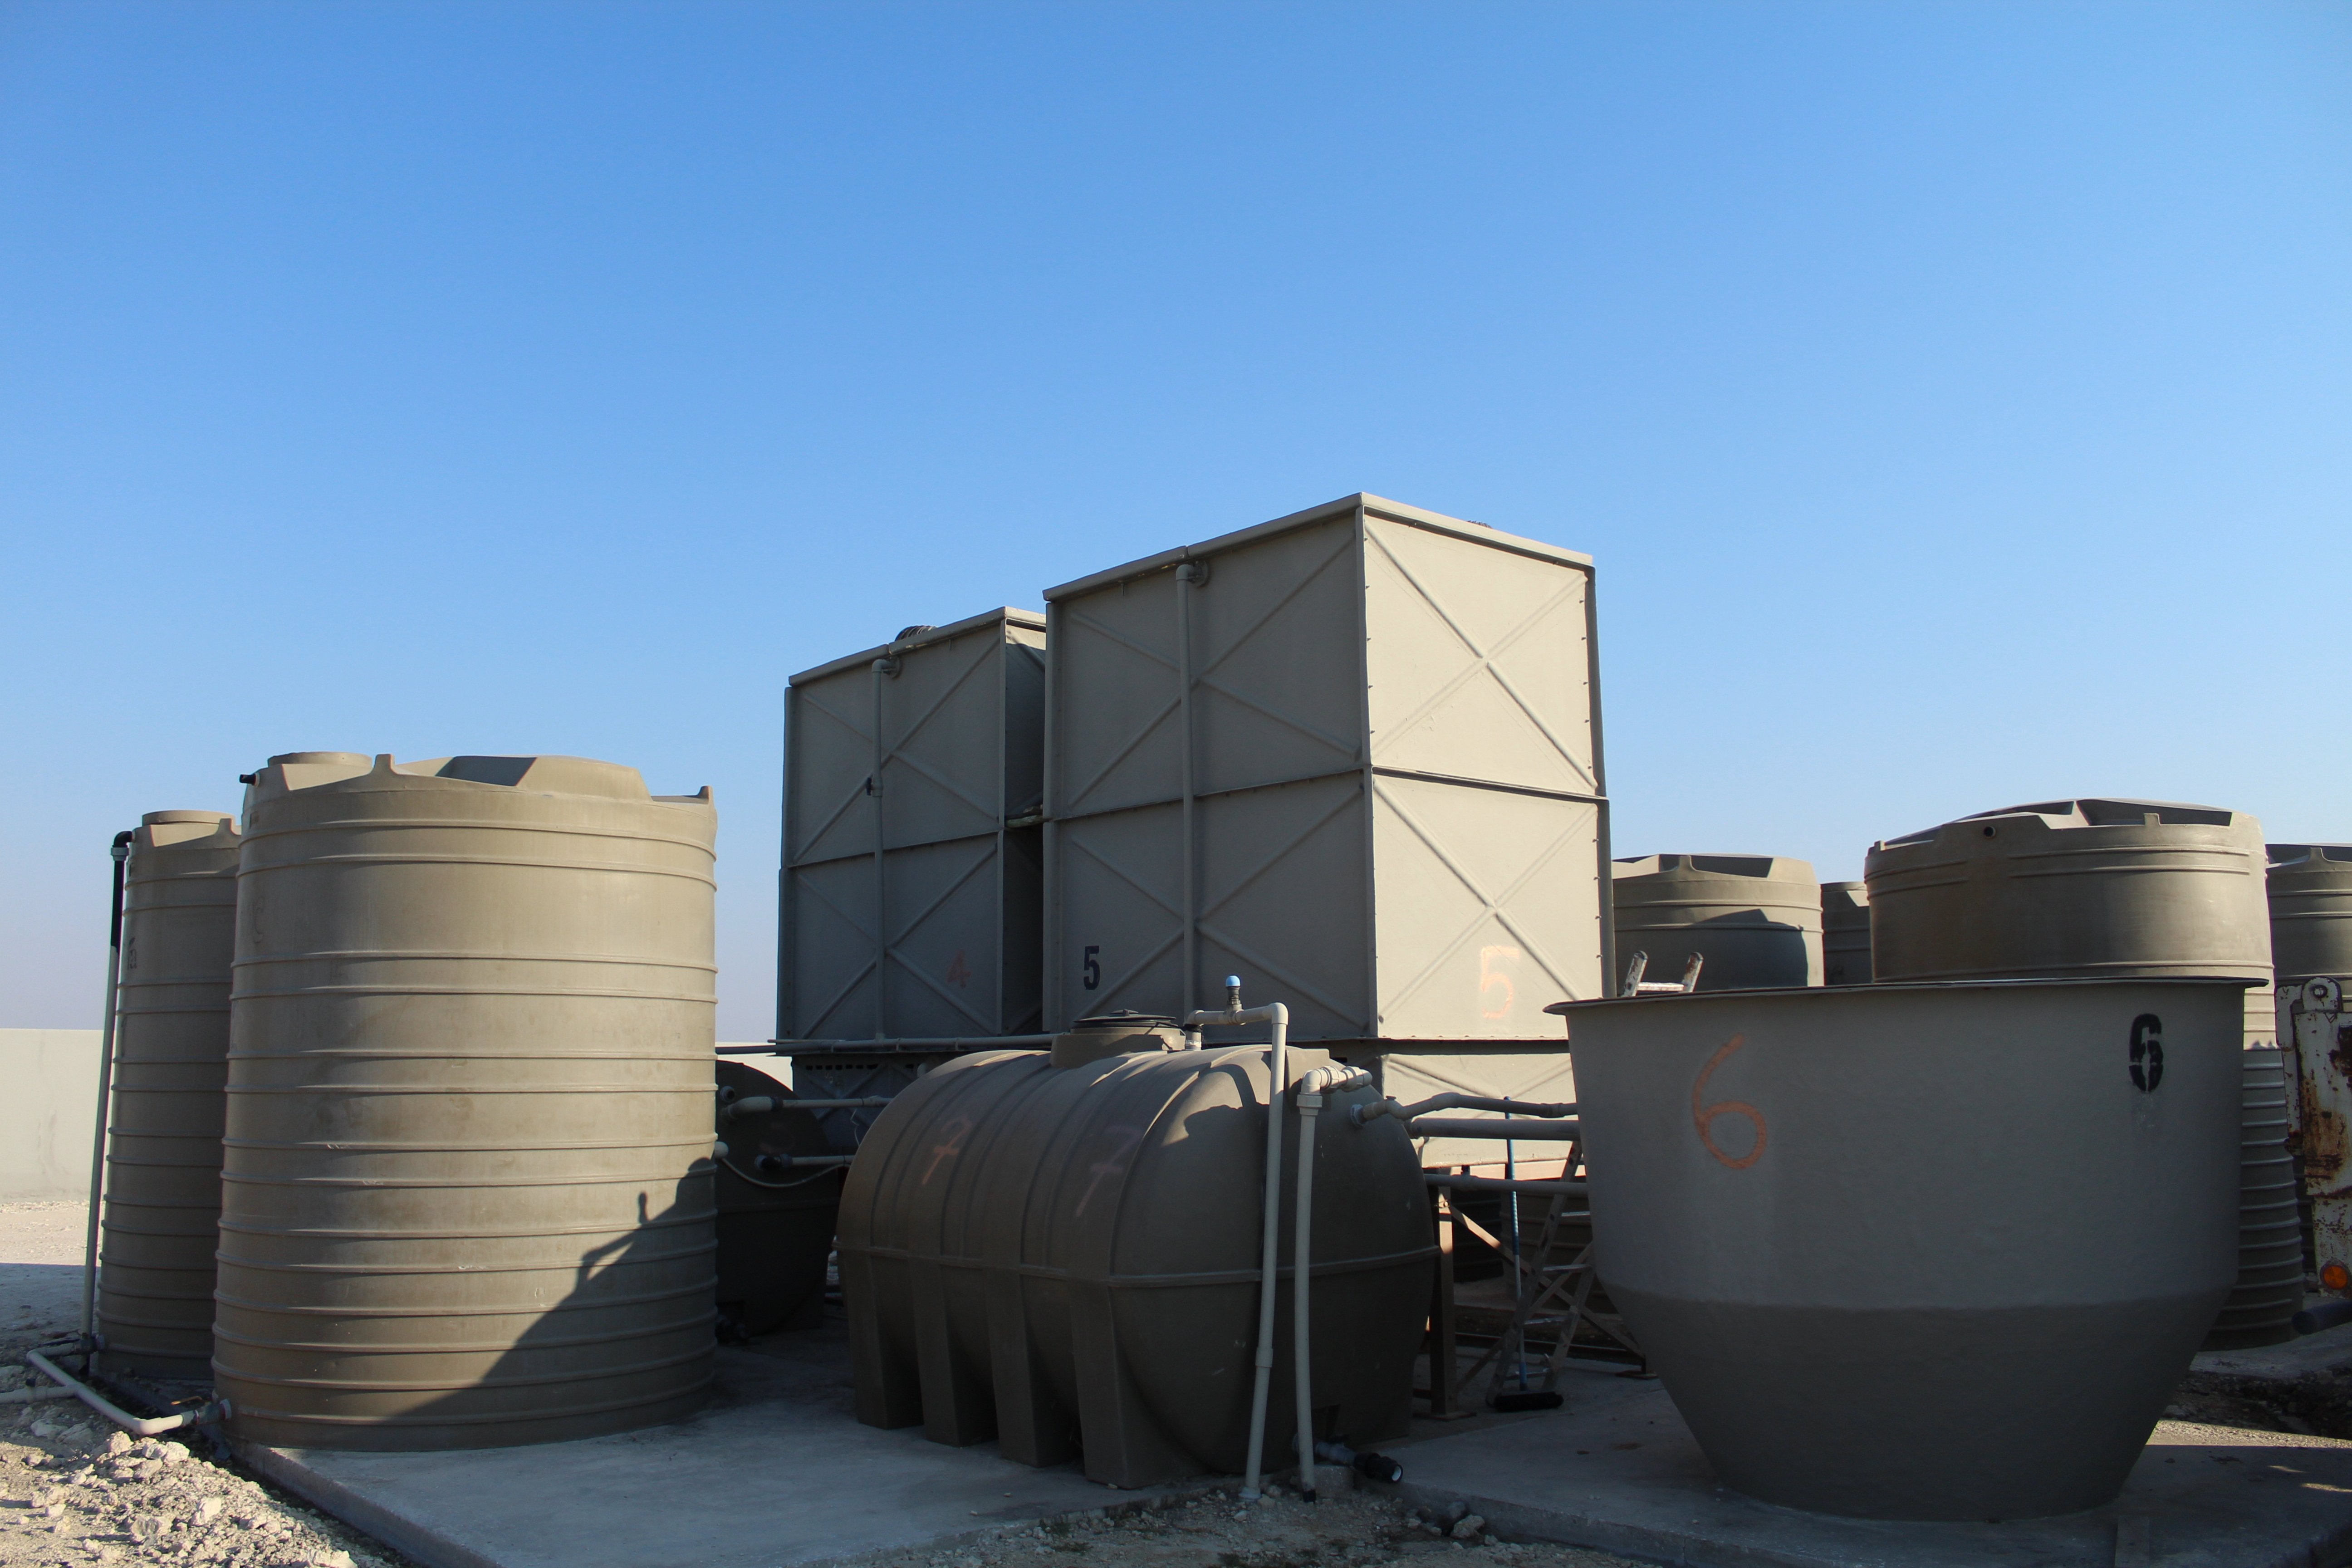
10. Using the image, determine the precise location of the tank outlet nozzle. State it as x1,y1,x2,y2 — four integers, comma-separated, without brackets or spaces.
711,1141,729,1159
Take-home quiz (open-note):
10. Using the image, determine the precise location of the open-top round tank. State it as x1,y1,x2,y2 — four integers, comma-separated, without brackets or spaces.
837,1033,1431,1489
215,752,718,1449
1610,855,1822,990
98,810,242,1379
1565,978,2241,1521
2269,844,2352,985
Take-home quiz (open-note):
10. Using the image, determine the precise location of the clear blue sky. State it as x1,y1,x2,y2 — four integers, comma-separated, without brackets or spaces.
5,3,2345,1037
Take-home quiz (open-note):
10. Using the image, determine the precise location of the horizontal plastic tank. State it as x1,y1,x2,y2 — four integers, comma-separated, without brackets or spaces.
1820,882,1870,986
1565,979,2242,1520
2269,844,2352,984
1610,855,1822,990
98,810,241,1379
838,1018,1432,1487
216,752,719,1449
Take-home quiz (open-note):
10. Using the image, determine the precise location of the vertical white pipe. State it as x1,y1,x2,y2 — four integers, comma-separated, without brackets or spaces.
1239,1002,1288,1499
1293,1085,1322,1501
81,833,132,1345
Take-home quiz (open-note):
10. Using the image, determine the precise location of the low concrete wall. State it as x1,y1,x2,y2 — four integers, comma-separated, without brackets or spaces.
0,1029,100,1200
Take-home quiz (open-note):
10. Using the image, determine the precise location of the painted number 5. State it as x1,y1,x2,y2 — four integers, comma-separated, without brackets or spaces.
1479,946,1520,1020
1692,1034,1767,1170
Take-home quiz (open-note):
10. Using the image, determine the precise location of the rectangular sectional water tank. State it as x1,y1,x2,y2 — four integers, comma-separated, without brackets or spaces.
1042,494,1608,1150
779,608,1048,1041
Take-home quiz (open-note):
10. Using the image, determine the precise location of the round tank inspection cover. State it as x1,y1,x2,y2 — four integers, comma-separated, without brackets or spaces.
2130,1014,2163,1092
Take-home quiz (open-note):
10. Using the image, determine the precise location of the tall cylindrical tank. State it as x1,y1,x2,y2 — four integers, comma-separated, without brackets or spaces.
1864,799,2270,994
2202,1048,2302,1350
1820,882,1870,986
215,752,719,1450
97,810,241,1379
2269,844,2352,984
838,1038,1432,1489
1610,855,1822,991
713,1060,840,1337
1566,979,2242,1520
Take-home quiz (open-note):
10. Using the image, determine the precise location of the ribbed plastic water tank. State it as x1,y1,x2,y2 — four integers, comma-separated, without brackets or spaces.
2204,1048,2303,1350
1566,978,2242,1520
2269,844,2352,984
97,810,241,1379
1866,799,2287,1350
1865,799,2270,994
1610,855,1822,990
1820,882,1871,986
216,752,719,1449
712,1060,840,1336
838,1031,1431,1488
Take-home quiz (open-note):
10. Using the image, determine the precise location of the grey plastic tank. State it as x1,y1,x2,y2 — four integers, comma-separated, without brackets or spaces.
1565,978,2242,1520
96,810,241,1379
216,752,719,1449
1611,855,1822,990
2202,1047,2302,1350
1820,882,1870,986
2269,844,2352,983
838,1030,1431,1487
1865,800,2270,995
713,1060,840,1336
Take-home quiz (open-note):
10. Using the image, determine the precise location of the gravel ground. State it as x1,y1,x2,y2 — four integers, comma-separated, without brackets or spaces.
861,1486,1643,1568
0,1203,410,1568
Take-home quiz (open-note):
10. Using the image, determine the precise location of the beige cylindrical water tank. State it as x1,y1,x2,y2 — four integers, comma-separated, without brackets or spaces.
97,811,241,1379
1611,855,1822,991
216,752,718,1450
1865,800,2270,994
1821,882,1870,986
2269,844,2352,984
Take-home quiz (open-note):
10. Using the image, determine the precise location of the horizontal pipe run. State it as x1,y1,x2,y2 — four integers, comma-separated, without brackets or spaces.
746,1034,1056,1056
1422,1174,1588,1195
0,1384,78,1405
1354,1093,1575,1127
1409,1117,1581,1141
722,1096,895,1116
25,1350,222,1436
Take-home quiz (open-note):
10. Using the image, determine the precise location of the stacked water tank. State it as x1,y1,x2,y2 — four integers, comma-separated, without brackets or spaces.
1820,882,1870,985
1866,799,2296,1349
213,752,719,1448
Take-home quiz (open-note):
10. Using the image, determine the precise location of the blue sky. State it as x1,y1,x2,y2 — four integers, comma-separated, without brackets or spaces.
4,2,2345,1037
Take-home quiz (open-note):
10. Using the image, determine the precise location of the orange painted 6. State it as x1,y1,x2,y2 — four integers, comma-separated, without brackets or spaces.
1693,1034,1768,1169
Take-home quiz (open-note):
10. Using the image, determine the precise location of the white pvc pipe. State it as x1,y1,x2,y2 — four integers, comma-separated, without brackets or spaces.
1183,981,1287,1500
0,1385,77,1405
80,833,132,1345
1288,1062,1368,1503
25,1350,222,1437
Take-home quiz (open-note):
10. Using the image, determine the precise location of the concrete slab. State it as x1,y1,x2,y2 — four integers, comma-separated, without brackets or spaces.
2185,1314,2352,1438
236,1326,1215,1568
1381,1368,2352,1568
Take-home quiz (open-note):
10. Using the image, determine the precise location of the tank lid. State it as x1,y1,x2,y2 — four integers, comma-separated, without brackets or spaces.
141,810,229,826
1070,1011,1179,1031
267,752,370,767
1878,798,2249,851
1052,1012,1187,1070
395,755,656,801
1613,853,1817,882
2270,843,2352,868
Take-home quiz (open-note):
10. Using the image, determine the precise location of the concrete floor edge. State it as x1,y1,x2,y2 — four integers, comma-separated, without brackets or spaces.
1383,1477,1826,1568
236,1443,506,1568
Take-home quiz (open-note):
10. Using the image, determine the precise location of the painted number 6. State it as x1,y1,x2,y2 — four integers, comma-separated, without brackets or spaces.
1692,1034,1767,1170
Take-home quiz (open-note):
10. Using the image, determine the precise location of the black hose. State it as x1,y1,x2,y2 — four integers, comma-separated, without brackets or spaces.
2293,1299,2352,1336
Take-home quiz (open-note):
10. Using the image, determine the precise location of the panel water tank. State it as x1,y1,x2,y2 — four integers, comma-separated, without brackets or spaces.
1610,855,1822,990
2269,844,2352,984
838,1038,1431,1487
97,810,241,1379
1821,881,1871,986
216,752,718,1449
1042,495,1605,1160
782,608,1047,1041
1566,978,2241,1520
